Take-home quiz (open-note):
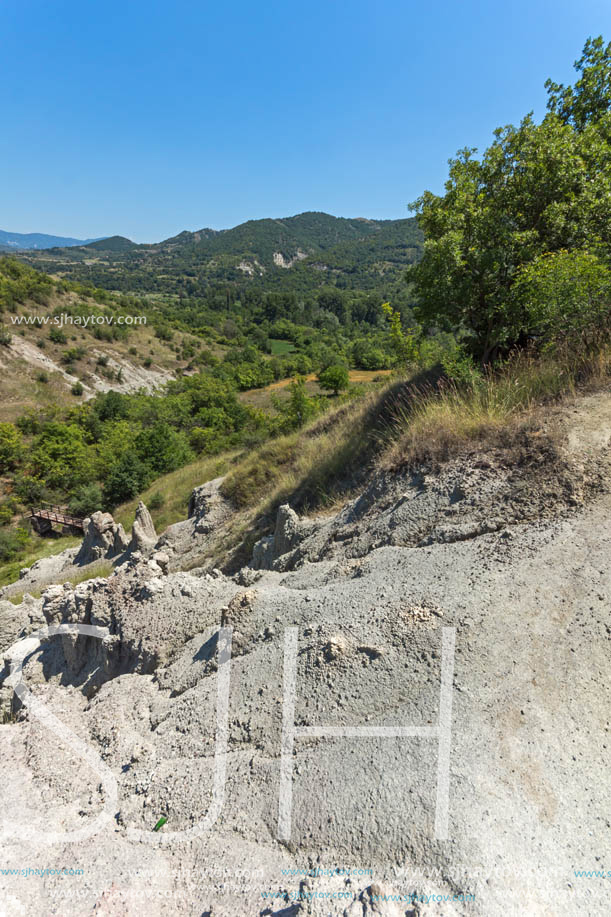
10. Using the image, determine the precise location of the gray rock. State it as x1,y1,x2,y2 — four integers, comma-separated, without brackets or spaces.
251,503,314,570
75,511,129,565
152,551,170,574
128,502,157,555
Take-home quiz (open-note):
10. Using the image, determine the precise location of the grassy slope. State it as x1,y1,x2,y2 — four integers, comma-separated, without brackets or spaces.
123,346,611,565
4,346,608,589
0,291,205,421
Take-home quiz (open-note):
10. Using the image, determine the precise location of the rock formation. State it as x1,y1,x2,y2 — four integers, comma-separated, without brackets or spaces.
74,511,129,565
127,501,157,555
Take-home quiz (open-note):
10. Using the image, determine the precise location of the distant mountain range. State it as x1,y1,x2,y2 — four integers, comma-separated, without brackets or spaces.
19,211,423,297
0,230,105,251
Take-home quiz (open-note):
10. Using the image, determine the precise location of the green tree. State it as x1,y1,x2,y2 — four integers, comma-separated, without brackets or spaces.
512,249,611,352
381,302,418,363
0,422,21,472
29,423,95,490
409,112,611,360
317,364,349,395
409,39,611,362
546,36,611,131
103,452,151,508
277,377,318,430
134,423,194,474
69,483,103,518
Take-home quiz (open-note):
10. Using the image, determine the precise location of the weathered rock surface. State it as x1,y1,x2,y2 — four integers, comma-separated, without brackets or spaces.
75,510,130,564
251,503,316,569
1,392,611,915
154,475,233,571
127,501,157,556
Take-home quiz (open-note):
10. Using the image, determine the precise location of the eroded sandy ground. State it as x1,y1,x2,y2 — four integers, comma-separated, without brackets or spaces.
1,391,610,916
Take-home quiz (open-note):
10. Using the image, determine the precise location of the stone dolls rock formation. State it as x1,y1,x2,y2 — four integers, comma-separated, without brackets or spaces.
74,511,129,565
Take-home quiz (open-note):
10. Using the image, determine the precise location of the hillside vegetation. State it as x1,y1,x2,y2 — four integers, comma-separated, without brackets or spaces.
2,37,611,587
22,211,423,300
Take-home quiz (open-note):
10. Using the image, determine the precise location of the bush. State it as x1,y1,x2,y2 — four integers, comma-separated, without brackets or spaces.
49,327,67,344
0,498,17,526
62,347,86,364
135,423,194,474
68,483,103,518
148,491,165,510
103,452,152,508
0,526,30,562
189,427,224,454
13,473,45,505
71,381,84,396
317,364,350,395
0,422,22,472
29,423,95,490
274,377,319,430
512,250,611,354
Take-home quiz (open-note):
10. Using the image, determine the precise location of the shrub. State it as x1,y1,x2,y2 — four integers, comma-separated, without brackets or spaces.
13,473,45,504
103,452,152,508
49,327,67,344
69,483,103,518
62,347,86,364
189,427,223,454
0,422,22,472
512,250,611,354
274,377,319,431
148,491,165,510
317,364,350,395
0,526,30,562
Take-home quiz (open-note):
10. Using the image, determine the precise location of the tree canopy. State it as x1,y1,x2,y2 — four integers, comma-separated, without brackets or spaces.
409,36,611,362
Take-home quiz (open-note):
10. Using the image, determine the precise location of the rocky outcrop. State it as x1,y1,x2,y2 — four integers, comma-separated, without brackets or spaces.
188,476,231,533
3,395,611,916
155,476,233,571
128,501,157,555
75,511,129,565
251,503,314,570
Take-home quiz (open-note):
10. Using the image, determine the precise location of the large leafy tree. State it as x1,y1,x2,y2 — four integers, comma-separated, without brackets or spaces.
409,37,611,362
546,36,611,131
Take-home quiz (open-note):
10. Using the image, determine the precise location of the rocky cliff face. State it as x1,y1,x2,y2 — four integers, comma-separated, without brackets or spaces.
1,393,610,916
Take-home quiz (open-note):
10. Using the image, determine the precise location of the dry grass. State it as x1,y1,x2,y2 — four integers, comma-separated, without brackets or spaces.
7,559,114,605
0,535,80,589
104,346,611,575
114,451,239,532
380,349,611,469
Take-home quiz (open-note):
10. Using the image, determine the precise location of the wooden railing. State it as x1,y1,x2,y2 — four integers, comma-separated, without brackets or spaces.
29,502,85,531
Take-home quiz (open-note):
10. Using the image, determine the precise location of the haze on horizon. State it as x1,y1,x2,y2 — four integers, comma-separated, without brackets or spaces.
2,0,610,243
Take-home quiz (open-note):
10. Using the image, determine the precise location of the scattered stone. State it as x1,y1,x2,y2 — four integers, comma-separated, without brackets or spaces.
152,551,170,574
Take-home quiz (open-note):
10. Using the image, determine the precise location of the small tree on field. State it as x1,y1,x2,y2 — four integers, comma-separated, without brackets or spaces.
317,364,349,395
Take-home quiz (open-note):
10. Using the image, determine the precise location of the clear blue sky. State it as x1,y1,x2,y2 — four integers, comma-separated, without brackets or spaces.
2,0,610,242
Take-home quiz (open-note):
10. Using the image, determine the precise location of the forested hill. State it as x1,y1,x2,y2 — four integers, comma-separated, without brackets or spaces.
21,211,423,297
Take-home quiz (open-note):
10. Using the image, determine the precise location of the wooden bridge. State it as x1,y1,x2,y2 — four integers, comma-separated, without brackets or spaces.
29,503,85,536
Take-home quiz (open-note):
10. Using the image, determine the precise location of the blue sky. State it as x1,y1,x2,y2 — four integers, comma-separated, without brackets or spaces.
2,0,610,242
